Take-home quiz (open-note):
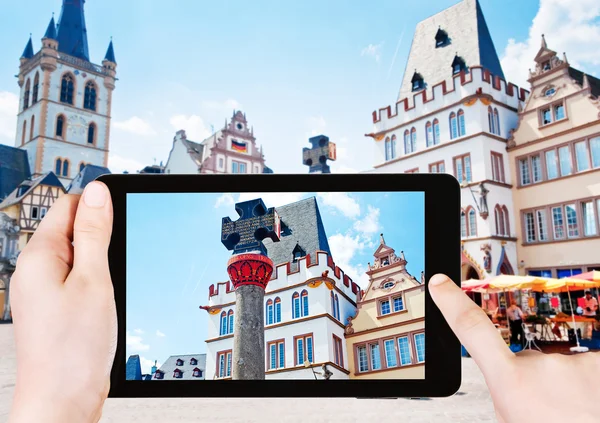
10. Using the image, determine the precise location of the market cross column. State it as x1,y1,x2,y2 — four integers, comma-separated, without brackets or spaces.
221,198,281,380
302,135,337,174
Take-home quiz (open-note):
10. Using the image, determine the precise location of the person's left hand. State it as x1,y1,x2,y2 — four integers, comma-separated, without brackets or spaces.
8,182,116,423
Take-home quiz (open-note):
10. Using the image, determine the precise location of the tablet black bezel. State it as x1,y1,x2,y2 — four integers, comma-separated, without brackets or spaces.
102,173,461,398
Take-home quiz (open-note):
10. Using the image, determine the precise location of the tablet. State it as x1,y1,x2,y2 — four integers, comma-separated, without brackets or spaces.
102,173,461,398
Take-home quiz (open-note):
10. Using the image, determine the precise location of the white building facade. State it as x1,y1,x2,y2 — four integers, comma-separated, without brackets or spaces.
366,0,529,282
203,251,360,380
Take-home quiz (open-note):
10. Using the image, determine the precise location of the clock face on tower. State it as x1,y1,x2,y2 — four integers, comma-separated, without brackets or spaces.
68,115,87,137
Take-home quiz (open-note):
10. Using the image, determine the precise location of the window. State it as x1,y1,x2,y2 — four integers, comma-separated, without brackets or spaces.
268,340,285,370
454,154,471,183
175,359,183,366
23,79,30,110
552,207,565,239
546,150,558,180
333,335,344,367
519,158,531,185
391,135,396,159
575,141,589,172
30,116,35,141
398,337,412,366
292,292,300,319
491,152,505,183
403,130,411,154
173,369,182,378
384,339,397,367
410,127,417,152
543,61,551,71
531,155,542,183
393,296,404,312
190,358,198,365
62,159,69,177
537,210,548,241
435,28,449,47
220,311,227,336
301,290,309,317
541,108,552,125
22,121,26,145
32,73,39,104
227,310,234,334
494,108,500,136
240,162,246,173
232,161,246,173
83,81,97,111
295,334,313,366
429,161,445,173
56,115,65,138
274,297,281,323
554,104,565,121
31,206,39,220
380,299,391,315
432,119,440,145
488,107,495,134
79,162,86,172
565,204,579,238
545,87,556,97
558,146,572,176
414,333,425,363
40,207,47,219
541,102,566,126
193,368,202,377
385,137,391,161
331,292,340,320
461,210,467,238
383,281,394,289
217,351,232,378
449,112,458,139
457,109,466,136
468,209,477,237
411,73,424,91
219,158,224,169
266,299,274,325
591,137,600,169
582,201,597,236
60,74,75,104
426,122,433,147
87,123,96,145
525,212,536,243
495,206,510,237
55,158,62,175
154,371,164,379
370,343,382,370
357,346,368,372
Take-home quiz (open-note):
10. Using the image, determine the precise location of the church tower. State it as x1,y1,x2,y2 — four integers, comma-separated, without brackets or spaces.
15,0,117,187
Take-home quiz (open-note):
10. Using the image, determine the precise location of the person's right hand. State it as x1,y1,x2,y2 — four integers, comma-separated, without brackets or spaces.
429,274,599,423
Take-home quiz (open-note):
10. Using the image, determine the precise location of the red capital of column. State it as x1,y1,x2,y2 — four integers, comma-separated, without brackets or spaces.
227,253,274,290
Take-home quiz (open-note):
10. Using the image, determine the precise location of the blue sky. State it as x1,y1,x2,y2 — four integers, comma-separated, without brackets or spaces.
126,191,424,372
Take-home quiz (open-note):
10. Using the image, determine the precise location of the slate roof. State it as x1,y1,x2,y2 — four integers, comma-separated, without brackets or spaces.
263,165,274,174
398,0,505,101
0,145,31,202
262,197,332,268
138,164,164,174
66,165,111,195
182,139,205,167
126,355,143,380
21,37,34,59
55,0,90,61
44,16,57,40
152,354,206,380
0,172,64,210
569,67,600,98
104,40,116,63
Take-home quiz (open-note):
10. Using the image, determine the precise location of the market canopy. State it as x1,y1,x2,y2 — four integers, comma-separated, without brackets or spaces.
462,275,549,293
533,277,600,293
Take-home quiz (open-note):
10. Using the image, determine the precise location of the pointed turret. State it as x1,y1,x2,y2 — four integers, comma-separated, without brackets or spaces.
44,15,57,40
56,0,89,61
104,39,116,64
21,36,34,60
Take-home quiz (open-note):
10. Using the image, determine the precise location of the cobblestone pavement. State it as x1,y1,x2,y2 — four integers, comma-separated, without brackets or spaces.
0,324,497,422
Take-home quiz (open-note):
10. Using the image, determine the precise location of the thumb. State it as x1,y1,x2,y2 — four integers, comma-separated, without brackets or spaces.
428,274,514,378
72,182,113,284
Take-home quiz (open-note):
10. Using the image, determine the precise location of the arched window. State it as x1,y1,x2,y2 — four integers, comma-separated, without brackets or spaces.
425,122,432,147
22,121,27,145
62,159,70,177
227,310,234,334
301,290,309,317
460,210,467,238
292,292,300,319
79,162,86,172
55,158,62,175
23,79,31,110
494,108,500,136
384,137,391,161
457,109,466,136
391,135,396,159
410,127,417,152
220,311,227,336
83,81,97,111
87,123,96,145
404,130,411,154
60,73,75,104
56,115,65,138
335,294,340,321
468,208,477,237
433,119,440,145
32,73,39,104
274,297,281,323
330,291,337,320
449,112,458,139
30,116,35,141
488,106,495,134
495,206,506,236
502,205,510,236
266,299,274,325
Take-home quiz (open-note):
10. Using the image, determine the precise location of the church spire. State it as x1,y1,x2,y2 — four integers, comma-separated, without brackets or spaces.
56,0,89,61
43,15,57,40
104,39,116,64
21,35,34,59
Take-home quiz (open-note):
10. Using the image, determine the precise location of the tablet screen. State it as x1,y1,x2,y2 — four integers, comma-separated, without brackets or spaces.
125,191,425,381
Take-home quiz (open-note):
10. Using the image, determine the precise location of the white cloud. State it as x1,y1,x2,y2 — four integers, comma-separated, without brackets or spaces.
307,116,327,136
201,99,242,111
236,192,305,208
126,331,149,352
353,205,381,235
361,43,383,63
328,233,369,288
0,91,18,143
113,116,157,136
156,330,166,337
107,154,145,174
215,193,235,208
170,114,212,141
317,192,361,219
140,356,160,375
500,0,600,88
134,328,144,335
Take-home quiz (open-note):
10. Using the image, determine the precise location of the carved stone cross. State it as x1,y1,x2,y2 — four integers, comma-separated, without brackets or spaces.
221,198,281,256
302,135,337,174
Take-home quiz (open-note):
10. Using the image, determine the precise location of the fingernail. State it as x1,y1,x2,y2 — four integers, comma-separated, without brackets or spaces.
429,274,449,286
83,182,107,208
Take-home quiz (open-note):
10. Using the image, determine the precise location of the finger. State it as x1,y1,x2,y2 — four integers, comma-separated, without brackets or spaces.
429,274,514,377
71,182,113,285
14,194,79,286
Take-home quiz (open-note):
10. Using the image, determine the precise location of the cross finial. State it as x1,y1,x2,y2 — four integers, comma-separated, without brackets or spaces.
380,233,385,245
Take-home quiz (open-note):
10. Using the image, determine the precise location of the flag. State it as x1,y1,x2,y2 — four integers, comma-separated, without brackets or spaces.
231,139,247,153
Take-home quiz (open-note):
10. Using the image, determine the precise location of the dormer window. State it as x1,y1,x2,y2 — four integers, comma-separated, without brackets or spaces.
190,358,198,366
173,369,182,378
411,71,424,92
292,243,306,263
154,370,164,379
435,28,449,47
543,61,551,71
193,368,202,377
452,55,466,75
381,256,390,266
176,359,183,366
